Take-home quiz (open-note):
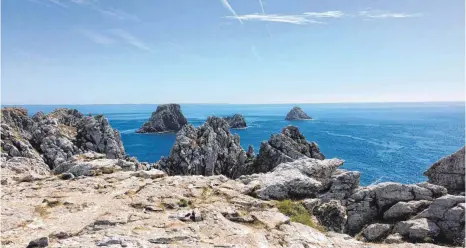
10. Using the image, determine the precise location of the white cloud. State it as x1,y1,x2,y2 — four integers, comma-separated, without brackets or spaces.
359,11,422,19
46,0,68,8
79,29,115,45
108,29,152,51
303,11,344,18
221,0,243,24
227,14,322,25
94,7,141,22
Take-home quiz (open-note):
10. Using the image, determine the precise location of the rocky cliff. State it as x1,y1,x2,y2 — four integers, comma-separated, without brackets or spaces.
425,146,465,194
136,104,188,133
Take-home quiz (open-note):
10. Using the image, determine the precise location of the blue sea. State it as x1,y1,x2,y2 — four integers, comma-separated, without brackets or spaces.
9,102,465,186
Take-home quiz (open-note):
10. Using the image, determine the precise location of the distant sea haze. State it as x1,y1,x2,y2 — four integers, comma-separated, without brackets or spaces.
10,102,465,186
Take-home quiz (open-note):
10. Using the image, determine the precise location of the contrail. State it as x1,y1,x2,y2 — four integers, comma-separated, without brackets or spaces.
221,0,243,24
258,0,265,14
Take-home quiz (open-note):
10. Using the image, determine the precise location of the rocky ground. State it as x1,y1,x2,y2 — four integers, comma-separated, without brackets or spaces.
0,170,456,248
1,107,464,248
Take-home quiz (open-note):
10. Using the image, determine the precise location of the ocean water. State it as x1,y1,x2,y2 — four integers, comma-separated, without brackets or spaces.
11,102,465,186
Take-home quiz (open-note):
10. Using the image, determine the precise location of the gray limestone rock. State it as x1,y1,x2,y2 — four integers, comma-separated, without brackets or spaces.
424,147,465,194
395,218,440,241
253,126,325,173
362,223,392,242
383,200,431,220
136,104,187,133
157,116,249,178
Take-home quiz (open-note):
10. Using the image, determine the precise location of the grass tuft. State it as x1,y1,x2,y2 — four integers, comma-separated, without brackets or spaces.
276,200,326,232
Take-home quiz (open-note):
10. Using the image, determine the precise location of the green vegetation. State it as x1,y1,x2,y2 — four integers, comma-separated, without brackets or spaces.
276,200,326,232
94,114,104,119
178,198,190,207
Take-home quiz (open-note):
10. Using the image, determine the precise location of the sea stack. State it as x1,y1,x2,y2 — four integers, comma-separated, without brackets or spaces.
136,104,188,133
224,114,247,129
285,106,312,120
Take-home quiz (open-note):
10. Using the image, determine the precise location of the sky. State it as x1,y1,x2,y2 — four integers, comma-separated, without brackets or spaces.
1,0,465,104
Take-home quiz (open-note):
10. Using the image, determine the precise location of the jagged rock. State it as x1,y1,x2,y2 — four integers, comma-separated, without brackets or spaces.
48,108,84,126
346,182,443,235
363,223,392,242
415,195,465,244
239,158,344,200
224,114,247,129
395,218,440,241
76,115,125,159
314,200,347,233
246,145,255,158
157,117,249,178
416,182,448,198
253,126,325,173
383,200,431,220
136,104,187,133
285,106,311,120
425,147,465,194
319,169,360,202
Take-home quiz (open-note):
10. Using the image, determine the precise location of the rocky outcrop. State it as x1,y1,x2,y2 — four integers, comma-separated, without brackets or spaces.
76,115,125,159
383,200,431,221
395,218,440,241
224,114,247,129
157,117,250,178
253,126,325,173
424,146,465,194
1,107,127,170
239,158,344,200
285,106,311,120
136,104,187,133
1,157,51,185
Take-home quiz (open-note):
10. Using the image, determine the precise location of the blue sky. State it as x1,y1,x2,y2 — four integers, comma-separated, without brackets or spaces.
2,0,464,104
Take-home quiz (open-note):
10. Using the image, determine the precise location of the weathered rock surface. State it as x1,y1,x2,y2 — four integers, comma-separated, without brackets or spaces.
136,104,187,133
414,195,465,244
363,223,392,242
253,126,325,173
1,171,452,248
224,114,247,129
239,158,344,200
1,157,51,184
424,146,465,194
346,182,447,235
285,106,312,120
383,200,431,221
314,200,347,233
395,218,440,241
157,116,250,178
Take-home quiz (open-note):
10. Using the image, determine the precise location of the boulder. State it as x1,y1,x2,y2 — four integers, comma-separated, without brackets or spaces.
424,147,465,194
285,106,311,120
253,126,325,173
314,200,347,233
136,104,187,133
223,114,247,129
319,169,360,202
239,158,344,200
415,195,465,244
395,218,440,241
383,200,431,220
362,223,392,242
302,198,321,214
157,117,249,178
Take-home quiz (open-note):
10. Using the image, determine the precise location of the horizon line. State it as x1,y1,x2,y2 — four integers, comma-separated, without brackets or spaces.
1,100,465,106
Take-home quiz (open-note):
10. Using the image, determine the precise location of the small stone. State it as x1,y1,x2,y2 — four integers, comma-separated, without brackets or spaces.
26,237,48,248
58,172,75,180
192,208,203,222
384,233,404,244
362,223,392,242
